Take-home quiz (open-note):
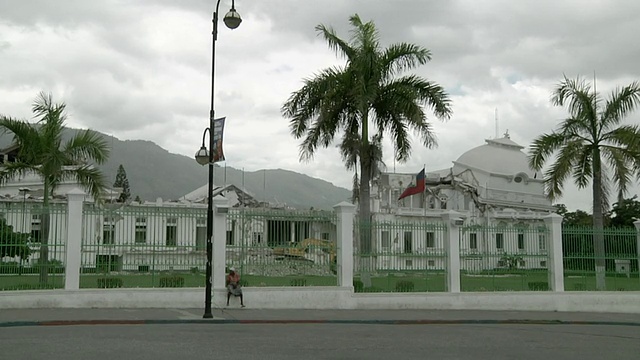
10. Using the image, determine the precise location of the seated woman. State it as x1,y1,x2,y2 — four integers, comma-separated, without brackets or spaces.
226,267,245,307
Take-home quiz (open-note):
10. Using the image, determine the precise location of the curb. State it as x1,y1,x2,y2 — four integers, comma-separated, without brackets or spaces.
2,319,640,328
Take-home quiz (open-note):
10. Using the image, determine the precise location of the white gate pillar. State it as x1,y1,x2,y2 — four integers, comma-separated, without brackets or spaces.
65,188,86,290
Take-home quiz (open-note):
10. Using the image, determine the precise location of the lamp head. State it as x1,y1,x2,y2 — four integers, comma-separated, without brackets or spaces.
223,8,242,29
195,146,210,166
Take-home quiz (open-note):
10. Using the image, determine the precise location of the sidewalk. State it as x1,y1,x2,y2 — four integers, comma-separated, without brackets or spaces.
2,308,640,327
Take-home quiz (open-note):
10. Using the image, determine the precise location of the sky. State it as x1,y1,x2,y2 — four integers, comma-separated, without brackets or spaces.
1,0,639,212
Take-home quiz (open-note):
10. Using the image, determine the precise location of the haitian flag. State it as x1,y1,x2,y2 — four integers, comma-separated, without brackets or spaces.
212,117,225,163
398,168,425,200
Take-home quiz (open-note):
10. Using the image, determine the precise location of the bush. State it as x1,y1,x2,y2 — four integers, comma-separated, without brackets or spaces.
395,280,415,292
362,286,383,293
2,283,56,291
573,283,586,291
527,281,549,291
239,279,249,287
353,280,364,293
159,276,185,288
290,278,307,287
97,277,123,288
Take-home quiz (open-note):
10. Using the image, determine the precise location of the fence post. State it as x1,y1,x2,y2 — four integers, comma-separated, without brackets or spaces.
212,196,229,291
64,188,85,290
634,220,640,280
543,213,564,292
441,210,463,293
334,202,356,288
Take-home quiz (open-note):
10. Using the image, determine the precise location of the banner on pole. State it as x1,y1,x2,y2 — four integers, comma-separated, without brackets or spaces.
212,117,225,163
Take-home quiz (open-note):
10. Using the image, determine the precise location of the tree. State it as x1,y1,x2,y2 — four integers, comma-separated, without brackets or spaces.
0,92,109,284
282,14,452,252
608,196,640,228
0,218,31,259
529,76,640,290
113,164,131,203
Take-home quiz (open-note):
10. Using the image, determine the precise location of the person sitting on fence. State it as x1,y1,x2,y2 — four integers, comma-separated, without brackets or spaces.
226,267,245,307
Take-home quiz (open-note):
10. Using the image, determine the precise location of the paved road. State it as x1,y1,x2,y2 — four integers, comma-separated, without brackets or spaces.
2,322,639,360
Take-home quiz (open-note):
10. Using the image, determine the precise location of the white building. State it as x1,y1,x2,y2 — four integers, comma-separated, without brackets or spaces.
365,133,554,272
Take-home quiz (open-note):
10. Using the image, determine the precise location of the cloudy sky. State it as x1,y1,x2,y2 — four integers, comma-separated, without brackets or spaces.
1,0,639,211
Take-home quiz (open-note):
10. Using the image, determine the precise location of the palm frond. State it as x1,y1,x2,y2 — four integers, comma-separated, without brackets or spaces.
381,43,431,77
601,81,640,129
314,24,355,60
0,162,41,187
551,76,597,125
543,140,583,199
60,165,107,203
528,132,566,171
63,130,110,165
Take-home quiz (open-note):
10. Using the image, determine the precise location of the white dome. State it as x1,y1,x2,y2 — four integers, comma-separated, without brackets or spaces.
453,135,538,177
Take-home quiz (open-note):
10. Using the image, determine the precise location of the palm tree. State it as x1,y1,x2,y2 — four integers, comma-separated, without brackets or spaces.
282,14,452,252
0,92,110,285
529,76,640,290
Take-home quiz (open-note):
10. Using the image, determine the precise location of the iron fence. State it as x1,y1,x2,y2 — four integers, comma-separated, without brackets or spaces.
563,226,639,291
226,208,338,287
0,202,67,291
459,224,550,291
354,219,448,292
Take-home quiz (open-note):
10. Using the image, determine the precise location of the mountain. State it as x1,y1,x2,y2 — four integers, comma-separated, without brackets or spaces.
0,128,351,210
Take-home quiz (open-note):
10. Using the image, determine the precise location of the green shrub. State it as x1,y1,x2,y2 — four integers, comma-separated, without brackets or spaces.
527,281,549,291
362,286,383,293
353,280,364,293
97,277,123,288
395,280,415,292
239,279,249,287
573,283,586,291
159,276,185,288
2,283,56,291
290,278,307,287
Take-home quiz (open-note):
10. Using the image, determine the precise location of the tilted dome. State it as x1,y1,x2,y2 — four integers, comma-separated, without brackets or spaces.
453,134,538,178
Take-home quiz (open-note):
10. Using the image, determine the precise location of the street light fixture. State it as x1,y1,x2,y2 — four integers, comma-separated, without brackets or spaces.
195,0,242,319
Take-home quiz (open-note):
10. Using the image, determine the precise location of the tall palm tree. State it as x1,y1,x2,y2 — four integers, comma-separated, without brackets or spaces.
282,14,452,252
529,76,640,290
0,92,110,285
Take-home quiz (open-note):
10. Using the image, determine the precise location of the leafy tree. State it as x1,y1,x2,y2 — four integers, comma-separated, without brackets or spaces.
529,76,640,290
0,218,31,259
282,14,452,252
134,195,142,203
113,164,131,203
608,196,640,228
0,92,109,284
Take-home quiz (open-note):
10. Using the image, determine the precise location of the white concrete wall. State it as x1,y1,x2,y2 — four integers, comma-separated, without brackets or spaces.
2,288,640,313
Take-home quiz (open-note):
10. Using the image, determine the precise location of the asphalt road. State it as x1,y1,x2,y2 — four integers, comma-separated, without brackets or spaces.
2,323,639,360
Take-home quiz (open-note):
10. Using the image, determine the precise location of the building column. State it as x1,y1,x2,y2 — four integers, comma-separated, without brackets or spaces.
441,210,463,293
334,202,356,288
543,213,564,292
64,188,86,290
212,196,229,291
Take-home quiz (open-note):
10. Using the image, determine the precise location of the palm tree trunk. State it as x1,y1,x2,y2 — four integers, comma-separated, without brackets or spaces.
38,182,50,286
592,150,606,290
358,111,373,279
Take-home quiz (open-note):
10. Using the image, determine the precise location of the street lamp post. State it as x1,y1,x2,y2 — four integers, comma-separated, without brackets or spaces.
196,0,242,319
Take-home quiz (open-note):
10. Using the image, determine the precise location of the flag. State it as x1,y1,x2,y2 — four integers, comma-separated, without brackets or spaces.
212,117,225,163
398,168,425,200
